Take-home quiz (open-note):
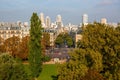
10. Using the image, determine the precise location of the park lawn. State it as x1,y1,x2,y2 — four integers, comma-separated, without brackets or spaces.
38,64,58,80
24,64,58,80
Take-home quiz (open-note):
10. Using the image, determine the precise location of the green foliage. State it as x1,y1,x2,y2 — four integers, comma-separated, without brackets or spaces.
58,22,120,80
58,48,103,80
85,49,103,72
55,33,73,47
80,69,106,80
42,55,51,62
0,54,29,80
58,49,88,80
28,13,43,78
55,35,64,46
78,23,120,80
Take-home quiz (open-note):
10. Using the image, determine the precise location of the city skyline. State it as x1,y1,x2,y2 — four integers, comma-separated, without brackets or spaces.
0,0,120,24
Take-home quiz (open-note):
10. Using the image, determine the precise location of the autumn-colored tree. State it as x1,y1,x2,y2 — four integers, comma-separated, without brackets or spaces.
17,36,29,60
4,36,20,57
42,32,50,49
0,37,5,53
41,32,50,54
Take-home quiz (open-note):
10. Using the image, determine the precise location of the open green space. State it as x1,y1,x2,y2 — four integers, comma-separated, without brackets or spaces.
38,64,58,80
24,64,58,80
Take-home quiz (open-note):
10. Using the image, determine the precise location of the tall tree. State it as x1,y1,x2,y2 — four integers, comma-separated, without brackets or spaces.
28,13,42,80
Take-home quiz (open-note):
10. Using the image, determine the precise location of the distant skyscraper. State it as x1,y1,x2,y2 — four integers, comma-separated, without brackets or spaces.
82,14,88,25
56,15,63,28
56,15,62,23
39,13,45,28
45,16,51,28
101,18,107,24
39,13,45,24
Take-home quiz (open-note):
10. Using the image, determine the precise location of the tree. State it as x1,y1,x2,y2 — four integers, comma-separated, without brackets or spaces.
77,22,120,80
55,33,64,47
58,22,120,80
0,37,5,53
17,36,29,60
0,53,29,80
42,32,50,49
3,36,20,57
55,33,73,48
80,69,106,80
41,32,50,54
66,36,73,47
58,49,88,80
58,48,103,80
28,13,42,80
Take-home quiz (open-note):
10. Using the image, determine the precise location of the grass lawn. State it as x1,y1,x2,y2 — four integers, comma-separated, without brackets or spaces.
24,64,58,80
38,64,58,80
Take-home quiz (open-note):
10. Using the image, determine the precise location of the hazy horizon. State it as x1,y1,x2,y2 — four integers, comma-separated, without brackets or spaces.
0,0,120,24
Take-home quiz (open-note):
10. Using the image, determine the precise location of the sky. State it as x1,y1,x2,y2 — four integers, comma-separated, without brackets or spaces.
0,0,120,24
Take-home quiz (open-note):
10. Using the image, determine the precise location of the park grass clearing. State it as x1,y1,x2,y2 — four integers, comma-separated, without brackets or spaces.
38,64,58,80
24,64,58,80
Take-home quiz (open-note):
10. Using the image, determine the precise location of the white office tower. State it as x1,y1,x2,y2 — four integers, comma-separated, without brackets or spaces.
56,15,63,28
56,15,62,22
101,18,107,24
39,13,45,28
82,14,88,25
45,16,51,28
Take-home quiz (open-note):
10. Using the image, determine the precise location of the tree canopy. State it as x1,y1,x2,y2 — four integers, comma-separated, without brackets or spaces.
55,32,73,48
3,36,20,57
0,54,29,80
58,22,120,80
28,13,43,79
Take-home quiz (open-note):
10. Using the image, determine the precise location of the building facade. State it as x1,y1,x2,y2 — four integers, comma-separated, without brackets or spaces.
0,22,30,40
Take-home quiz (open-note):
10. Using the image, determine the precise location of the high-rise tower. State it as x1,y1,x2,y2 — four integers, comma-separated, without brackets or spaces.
82,14,88,25
56,15,62,23
45,16,51,28
39,13,44,23
56,15,63,28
